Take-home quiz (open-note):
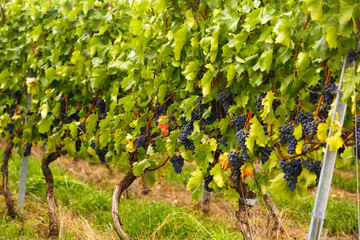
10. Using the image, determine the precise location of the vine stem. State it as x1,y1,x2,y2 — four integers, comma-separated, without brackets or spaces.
295,14,311,59
147,156,170,172
82,92,100,125
314,68,331,120
294,99,303,124
275,143,286,159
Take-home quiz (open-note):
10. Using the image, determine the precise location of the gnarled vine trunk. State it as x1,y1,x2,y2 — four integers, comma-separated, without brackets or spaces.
1,133,18,218
41,147,66,240
234,181,256,240
112,171,137,239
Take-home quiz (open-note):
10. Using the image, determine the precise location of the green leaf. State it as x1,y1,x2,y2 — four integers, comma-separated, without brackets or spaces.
132,158,151,176
246,117,266,152
296,52,310,70
62,137,76,157
339,0,354,24
210,31,219,63
200,69,215,101
274,18,293,48
219,117,230,134
174,27,188,61
226,64,236,86
183,60,200,82
260,91,276,123
86,114,98,137
259,48,273,73
40,102,49,118
342,68,360,103
158,84,167,104
210,163,224,188
307,0,322,21
30,25,43,41
187,169,204,190
38,118,53,134
99,128,110,147
235,30,249,52
325,26,338,49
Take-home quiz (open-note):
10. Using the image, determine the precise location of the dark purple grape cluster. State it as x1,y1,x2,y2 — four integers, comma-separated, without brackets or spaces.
97,98,107,120
259,146,274,164
353,115,360,159
76,140,82,152
96,146,108,163
216,138,227,147
272,99,281,111
256,93,266,112
296,110,319,138
302,158,322,182
308,86,320,105
280,158,302,192
155,94,174,125
319,83,337,119
136,135,146,148
262,70,275,85
39,133,48,140
13,90,22,104
231,114,246,131
91,141,96,149
204,176,214,192
180,119,195,150
64,114,72,124
198,69,205,80
170,154,184,174
227,151,244,181
348,50,359,63
235,129,250,161
24,143,32,157
279,123,297,154
217,88,232,115
60,97,66,115
7,123,14,134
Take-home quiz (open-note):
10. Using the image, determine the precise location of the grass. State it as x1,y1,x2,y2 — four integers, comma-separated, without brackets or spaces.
332,171,358,193
273,194,358,235
0,153,241,239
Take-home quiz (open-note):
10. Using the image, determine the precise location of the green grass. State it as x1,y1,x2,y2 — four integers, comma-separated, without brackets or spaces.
332,171,358,193
273,194,358,235
0,153,241,239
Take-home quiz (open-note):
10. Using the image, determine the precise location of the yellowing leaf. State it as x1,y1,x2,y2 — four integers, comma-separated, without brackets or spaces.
307,0,322,21
187,169,204,190
174,27,188,61
294,124,303,140
210,163,224,188
326,26,338,49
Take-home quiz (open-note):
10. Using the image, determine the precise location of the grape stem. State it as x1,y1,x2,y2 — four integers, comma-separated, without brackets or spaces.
146,156,170,172
295,14,310,59
82,92,100,125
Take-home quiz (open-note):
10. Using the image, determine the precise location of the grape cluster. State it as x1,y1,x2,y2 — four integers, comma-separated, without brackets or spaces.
97,98,106,120
280,158,302,192
39,133,48,140
198,69,205,80
227,151,244,181
259,146,274,164
262,70,275,85
235,129,250,161
296,110,319,138
353,115,360,159
76,140,82,152
231,114,246,131
24,143,32,157
348,50,359,63
170,154,184,174
319,83,337,119
60,97,66,115
180,119,195,151
256,93,266,112
302,158,322,182
204,176,214,192
7,123,14,134
136,135,146,148
96,146,108,163
308,86,320,105
279,123,297,154
13,90,22,104
217,88,232,115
